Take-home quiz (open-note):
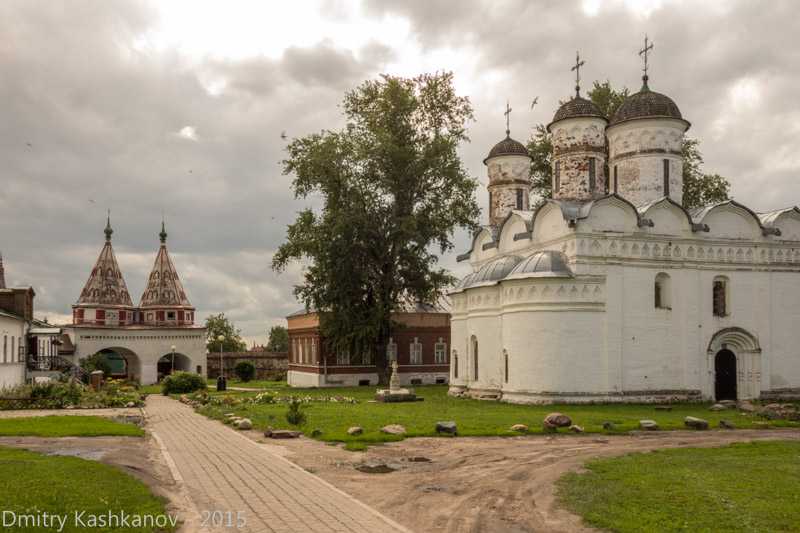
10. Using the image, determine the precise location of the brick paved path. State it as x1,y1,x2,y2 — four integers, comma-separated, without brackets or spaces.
146,395,409,533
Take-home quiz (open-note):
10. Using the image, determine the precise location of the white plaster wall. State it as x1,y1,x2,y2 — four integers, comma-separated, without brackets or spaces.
0,314,26,389
703,207,762,240
533,204,571,242
498,215,531,253
67,326,207,384
774,213,800,241
288,370,378,387
607,119,686,206
551,117,607,201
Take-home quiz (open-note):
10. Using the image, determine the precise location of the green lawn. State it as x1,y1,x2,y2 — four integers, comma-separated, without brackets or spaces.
195,385,800,447
0,416,144,437
557,440,800,532
0,446,176,532
207,378,288,390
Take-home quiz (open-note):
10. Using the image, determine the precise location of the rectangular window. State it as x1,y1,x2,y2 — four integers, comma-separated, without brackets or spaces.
554,161,561,193
614,165,619,193
663,159,670,196
156,310,165,322
434,341,447,364
655,282,662,309
409,338,423,365
336,350,350,366
386,339,397,362
515,189,523,210
588,157,596,191
362,351,372,365
713,280,727,317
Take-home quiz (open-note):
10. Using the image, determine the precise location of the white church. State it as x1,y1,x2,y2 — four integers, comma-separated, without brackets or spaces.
449,54,800,404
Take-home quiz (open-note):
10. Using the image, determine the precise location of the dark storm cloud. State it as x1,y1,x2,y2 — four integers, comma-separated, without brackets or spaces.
1,0,798,340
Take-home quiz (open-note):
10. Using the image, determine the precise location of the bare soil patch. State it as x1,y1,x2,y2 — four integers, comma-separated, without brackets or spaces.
247,429,800,533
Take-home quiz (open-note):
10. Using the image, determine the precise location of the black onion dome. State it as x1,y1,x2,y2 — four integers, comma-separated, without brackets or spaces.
547,96,605,131
610,82,687,126
483,135,530,164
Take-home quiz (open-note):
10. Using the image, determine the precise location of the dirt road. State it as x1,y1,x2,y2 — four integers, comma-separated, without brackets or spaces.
255,429,800,533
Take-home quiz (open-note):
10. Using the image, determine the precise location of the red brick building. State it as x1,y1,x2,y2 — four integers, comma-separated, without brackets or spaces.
287,307,450,387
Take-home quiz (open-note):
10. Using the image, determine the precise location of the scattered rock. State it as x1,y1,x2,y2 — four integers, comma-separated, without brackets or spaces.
125,401,136,408
543,413,572,430
510,424,529,432
435,421,458,435
235,419,253,430
355,462,398,474
709,403,728,411
381,424,406,435
738,401,757,413
263,427,273,437
684,416,709,430
655,405,672,411
268,430,301,439
602,421,616,431
347,426,363,436
719,400,737,407
407,456,431,463
639,420,659,431
719,420,735,430
569,424,584,433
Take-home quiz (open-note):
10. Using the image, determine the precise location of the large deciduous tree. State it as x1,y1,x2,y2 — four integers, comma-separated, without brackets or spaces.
273,72,480,383
266,325,289,353
205,313,247,353
527,81,730,210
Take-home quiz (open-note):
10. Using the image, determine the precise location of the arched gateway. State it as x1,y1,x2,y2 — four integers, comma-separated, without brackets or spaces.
707,327,761,401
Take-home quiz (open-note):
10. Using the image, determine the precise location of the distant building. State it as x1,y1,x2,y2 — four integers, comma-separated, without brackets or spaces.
58,216,206,384
0,253,32,388
286,305,450,387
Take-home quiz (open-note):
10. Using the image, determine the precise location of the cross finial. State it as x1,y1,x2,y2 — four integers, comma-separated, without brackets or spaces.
159,215,168,244
104,209,113,242
571,51,585,97
639,34,654,89
504,100,512,136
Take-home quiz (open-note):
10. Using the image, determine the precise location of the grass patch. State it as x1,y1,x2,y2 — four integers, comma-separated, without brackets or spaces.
195,385,799,449
0,445,175,532
556,440,800,532
207,379,288,390
138,384,163,395
0,416,144,437
343,441,370,452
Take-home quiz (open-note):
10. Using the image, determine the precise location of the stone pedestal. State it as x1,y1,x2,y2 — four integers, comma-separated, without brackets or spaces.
375,361,417,403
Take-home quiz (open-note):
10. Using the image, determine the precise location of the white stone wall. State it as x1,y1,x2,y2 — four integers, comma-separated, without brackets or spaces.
0,314,26,389
486,154,531,225
451,200,800,403
550,117,607,201
607,118,687,206
66,326,207,384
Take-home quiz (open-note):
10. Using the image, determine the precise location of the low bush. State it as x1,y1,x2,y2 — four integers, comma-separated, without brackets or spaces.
0,379,143,409
234,361,256,382
285,398,307,426
162,372,207,395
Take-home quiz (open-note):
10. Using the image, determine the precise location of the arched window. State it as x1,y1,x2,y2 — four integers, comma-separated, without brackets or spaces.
655,272,671,310
471,336,479,380
503,349,509,383
713,276,729,317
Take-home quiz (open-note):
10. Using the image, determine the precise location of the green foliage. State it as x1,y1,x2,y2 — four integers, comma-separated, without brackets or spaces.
234,361,256,382
161,372,207,395
272,72,480,381
682,138,731,209
205,313,247,352
0,446,174,532
0,416,144,437
526,81,730,209
78,352,112,379
285,398,307,426
1,379,144,410
266,325,289,352
556,441,800,533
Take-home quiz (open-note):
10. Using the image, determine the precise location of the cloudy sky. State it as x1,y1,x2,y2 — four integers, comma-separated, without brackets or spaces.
1,0,798,344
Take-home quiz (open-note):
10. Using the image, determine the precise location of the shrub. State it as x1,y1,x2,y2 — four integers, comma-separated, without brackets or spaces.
285,398,307,426
162,372,207,395
78,353,113,382
234,361,256,382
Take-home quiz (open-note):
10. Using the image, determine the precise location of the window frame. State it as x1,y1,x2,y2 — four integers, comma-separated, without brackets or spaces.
409,337,423,365
434,339,447,364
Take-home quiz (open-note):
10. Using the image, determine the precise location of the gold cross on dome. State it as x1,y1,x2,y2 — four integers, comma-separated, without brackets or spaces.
571,51,585,96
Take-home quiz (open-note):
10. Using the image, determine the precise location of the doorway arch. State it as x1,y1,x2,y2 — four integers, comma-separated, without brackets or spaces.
96,347,140,382
157,352,192,381
706,327,761,400
714,349,737,400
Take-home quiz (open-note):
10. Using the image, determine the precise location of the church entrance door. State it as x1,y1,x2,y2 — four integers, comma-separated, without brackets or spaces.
714,349,737,401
